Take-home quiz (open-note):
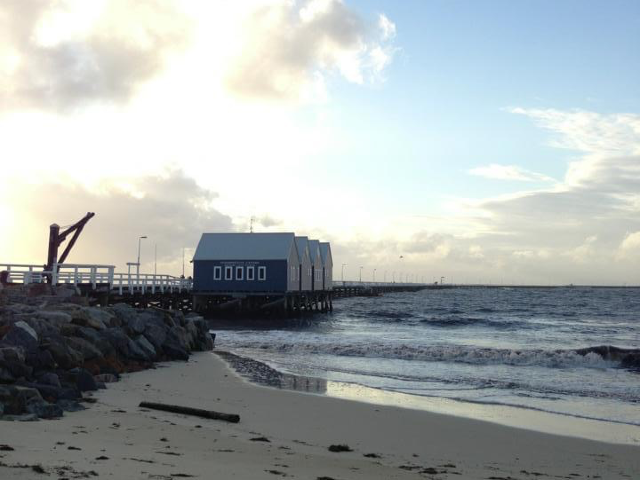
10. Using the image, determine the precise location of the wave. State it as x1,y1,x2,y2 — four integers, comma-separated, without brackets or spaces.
235,341,640,370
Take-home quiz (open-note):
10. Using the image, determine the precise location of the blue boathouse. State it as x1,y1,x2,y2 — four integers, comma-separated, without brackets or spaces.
192,232,300,294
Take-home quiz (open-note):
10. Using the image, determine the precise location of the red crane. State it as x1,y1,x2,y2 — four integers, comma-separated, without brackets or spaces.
45,212,95,282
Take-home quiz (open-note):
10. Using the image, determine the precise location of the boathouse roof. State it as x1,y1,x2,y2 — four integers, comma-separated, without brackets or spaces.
193,232,297,261
319,242,331,264
308,239,321,263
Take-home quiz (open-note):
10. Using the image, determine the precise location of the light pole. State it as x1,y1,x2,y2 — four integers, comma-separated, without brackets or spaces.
154,243,157,276
137,236,147,276
392,271,396,283
384,271,387,283
359,266,363,283
373,268,377,282
341,263,347,282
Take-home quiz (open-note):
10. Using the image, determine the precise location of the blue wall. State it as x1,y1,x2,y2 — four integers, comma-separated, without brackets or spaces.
193,259,288,293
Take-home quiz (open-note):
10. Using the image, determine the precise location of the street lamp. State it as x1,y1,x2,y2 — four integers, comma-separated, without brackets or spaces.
373,268,376,282
137,236,147,276
384,270,387,283
359,266,363,283
341,263,347,282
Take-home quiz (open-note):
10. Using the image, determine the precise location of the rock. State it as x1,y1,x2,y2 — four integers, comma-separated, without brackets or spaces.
0,346,25,364
162,344,189,361
66,337,103,361
75,369,97,392
127,315,146,335
143,324,167,351
0,367,14,383
0,385,42,415
85,307,114,329
2,359,32,380
101,328,131,357
35,310,73,329
45,337,84,370
126,337,150,362
26,399,63,419
167,326,190,352
25,349,56,371
2,413,38,421
0,402,4,416
37,372,62,388
1,321,39,352
111,303,138,326
75,327,115,357
57,399,85,412
135,335,156,360
94,373,118,383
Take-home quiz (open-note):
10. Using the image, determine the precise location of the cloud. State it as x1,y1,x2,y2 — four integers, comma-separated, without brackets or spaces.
616,231,640,261
224,0,397,101
469,164,556,182
0,0,190,112
6,170,233,274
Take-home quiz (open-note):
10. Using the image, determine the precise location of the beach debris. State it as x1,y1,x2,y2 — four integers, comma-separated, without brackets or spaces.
328,444,353,453
95,456,109,460
363,453,381,458
67,446,81,450
250,436,271,442
265,470,287,476
317,477,338,480
0,445,14,451
138,401,240,424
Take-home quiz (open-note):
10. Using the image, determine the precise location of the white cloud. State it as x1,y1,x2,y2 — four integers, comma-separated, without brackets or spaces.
378,14,396,41
616,231,640,261
224,0,397,101
0,0,191,112
469,164,556,182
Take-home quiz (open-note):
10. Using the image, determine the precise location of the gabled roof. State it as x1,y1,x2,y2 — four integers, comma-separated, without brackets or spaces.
193,233,296,261
295,236,310,263
319,242,332,264
308,239,321,265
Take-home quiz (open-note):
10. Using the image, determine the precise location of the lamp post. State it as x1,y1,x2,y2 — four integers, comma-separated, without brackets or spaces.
392,271,395,283
373,268,376,282
341,263,347,282
384,271,387,283
136,236,147,276
359,266,363,283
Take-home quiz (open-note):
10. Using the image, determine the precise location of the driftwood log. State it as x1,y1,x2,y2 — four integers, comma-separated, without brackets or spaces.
139,401,240,423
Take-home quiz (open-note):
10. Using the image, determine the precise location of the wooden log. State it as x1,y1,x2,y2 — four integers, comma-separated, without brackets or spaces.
139,401,240,423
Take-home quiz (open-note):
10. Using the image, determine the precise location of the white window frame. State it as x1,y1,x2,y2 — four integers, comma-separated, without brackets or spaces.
235,266,244,281
247,266,255,281
224,266,233,281
213,266,222,280
258,266,266,281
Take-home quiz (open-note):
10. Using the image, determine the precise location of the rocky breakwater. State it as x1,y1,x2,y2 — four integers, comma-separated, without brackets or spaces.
0,284,213,421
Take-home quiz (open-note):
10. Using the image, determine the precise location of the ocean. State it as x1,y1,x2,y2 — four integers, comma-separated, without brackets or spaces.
210,287,640,442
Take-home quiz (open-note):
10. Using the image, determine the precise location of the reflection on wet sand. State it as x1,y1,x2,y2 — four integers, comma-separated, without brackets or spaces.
215,351,327,394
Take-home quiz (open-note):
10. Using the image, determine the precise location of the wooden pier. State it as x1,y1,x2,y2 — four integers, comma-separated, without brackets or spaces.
1,263,431,315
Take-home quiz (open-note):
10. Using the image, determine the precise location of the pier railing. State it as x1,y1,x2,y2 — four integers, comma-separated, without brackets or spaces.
0,263,191,294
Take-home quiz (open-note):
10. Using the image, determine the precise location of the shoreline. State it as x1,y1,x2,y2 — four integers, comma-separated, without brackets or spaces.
2,351,639,480
216,350,640,446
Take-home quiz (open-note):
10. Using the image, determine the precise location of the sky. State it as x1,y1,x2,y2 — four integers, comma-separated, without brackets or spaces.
1,0,639,285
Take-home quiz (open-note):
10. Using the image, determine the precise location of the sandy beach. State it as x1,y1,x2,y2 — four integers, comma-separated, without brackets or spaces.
1,352,638,480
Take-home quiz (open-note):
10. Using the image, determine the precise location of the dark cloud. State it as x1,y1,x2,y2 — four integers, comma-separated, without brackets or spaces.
0,0,190,112
17,170,233,273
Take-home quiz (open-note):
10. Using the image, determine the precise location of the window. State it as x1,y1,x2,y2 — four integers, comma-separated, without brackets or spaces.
291,266,297,281
224,266,233,280
247,266,255,281
235,266,244,280
213,266,222,280
258,266,266,281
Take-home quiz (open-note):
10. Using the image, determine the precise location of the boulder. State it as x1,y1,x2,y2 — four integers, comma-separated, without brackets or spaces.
143,324,167,351
135,335,156,360
26,399,64,419
75,369,97,392
66,337,103,361
127,315,146,335
76,327,115,357
35,310,73,330
0,385,42,415
110,303,138,326
57,399,85,412
45,337,84,370
2,359,32,380
0,367,14,383
1,321,39,352
37,372,62,388
94,373,118,383
25,349,56,371
0,346,26,364
162,343,189,361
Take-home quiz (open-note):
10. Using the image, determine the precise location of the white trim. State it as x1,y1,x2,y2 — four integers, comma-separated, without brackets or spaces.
258,266,266,281
235,266,244,281
213,266,222,280
224,266,233,280
247,266,255,281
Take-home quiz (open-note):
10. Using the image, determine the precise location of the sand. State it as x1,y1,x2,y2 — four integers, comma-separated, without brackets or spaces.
1,352,638,479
